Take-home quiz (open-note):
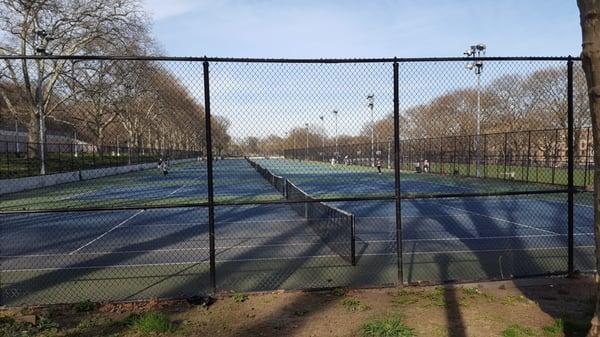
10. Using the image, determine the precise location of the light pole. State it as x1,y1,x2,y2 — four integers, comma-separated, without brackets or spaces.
319,115,325,162
367,94,375,166
305,122,309,161
332,110,339,160
464,43,486,178
34,29,54,175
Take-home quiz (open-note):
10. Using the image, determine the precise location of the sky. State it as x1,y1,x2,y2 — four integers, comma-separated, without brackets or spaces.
140,0,583,139
142,0,582,58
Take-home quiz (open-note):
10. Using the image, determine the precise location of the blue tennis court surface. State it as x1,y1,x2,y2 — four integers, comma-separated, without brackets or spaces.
0,158,594,305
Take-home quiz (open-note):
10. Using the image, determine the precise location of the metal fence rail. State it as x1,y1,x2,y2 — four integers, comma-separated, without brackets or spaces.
0,55,591,306
284,126,595,187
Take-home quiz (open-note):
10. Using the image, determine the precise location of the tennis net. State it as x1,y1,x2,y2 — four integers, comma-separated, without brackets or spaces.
245,157,356,265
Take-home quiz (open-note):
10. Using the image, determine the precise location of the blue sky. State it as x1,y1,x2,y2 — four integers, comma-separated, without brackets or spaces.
141,1,582,139
143,0,582,58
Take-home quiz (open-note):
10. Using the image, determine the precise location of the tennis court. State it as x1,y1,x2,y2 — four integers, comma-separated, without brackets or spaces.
1,157,593,305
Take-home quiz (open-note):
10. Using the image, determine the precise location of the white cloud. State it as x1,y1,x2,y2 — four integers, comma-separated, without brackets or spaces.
142,0,204,21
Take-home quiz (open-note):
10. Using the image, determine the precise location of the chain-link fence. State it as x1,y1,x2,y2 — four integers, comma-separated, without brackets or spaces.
0,55,592,305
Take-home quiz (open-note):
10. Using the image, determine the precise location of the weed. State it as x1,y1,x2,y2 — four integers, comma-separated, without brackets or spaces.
501,324,536,337
461,287,481,297
501,295,528,305
424,287,446,307
232,293,249,303
341,298,370,312
293,309,308,316
332,288,346,297
542,319,563,336
0,316,59,337
361,315,416,337
129,312,174,335
73,300,97,313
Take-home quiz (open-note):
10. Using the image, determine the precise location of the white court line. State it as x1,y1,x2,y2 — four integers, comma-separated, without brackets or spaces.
68,210,144,255
5,238,349,258
3,245,595,273
366,232,594,243
5,233,595,259
168,183,189,196
58,190,96,201
436,202,562,235
432,195,594,210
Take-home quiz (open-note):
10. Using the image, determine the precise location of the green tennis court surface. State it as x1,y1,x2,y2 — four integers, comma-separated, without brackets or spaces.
0,158,593,305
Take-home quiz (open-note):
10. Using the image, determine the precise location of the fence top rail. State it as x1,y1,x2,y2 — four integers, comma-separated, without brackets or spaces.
0,55,581,63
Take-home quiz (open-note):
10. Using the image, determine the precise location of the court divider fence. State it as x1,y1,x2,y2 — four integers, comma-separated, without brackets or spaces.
0,55,590,305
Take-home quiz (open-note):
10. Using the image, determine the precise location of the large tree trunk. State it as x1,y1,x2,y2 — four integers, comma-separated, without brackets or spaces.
577,1,600,336
26,112,40,159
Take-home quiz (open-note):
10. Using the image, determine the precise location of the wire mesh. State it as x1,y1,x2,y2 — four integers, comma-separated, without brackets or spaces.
0,55,591,305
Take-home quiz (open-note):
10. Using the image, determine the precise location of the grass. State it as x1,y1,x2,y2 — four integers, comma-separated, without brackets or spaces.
128,312,174,335
542,318,590,337
0,316,60,337
332,288,347,297
501,324,536,337
423,287,447,308
501,295,529,306
73,300,97,313
402,160,592,187
341,298,371,312
360,315,416,337
232,293,249,303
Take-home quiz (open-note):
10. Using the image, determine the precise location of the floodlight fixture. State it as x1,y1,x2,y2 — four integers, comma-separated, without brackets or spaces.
463,43,486,177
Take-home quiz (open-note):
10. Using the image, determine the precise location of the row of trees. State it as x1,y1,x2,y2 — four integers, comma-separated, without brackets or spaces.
0,0,231,172
238,66,590,158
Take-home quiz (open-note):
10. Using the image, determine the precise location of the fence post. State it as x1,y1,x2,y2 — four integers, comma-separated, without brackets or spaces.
203,60,217,292
567,56,575,277
393,60,403,286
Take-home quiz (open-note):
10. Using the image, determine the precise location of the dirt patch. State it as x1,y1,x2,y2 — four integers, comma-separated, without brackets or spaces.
0,277,594,337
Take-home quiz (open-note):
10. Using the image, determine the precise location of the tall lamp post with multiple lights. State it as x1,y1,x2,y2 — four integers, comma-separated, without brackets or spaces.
464,43,486,178
367,94,375,166
34,29,54,175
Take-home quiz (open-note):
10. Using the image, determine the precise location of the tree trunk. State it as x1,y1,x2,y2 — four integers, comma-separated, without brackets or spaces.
577,1,600,336
26,112,40,159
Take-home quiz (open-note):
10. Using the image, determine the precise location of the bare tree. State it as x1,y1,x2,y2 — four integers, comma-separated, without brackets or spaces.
0,0,147,173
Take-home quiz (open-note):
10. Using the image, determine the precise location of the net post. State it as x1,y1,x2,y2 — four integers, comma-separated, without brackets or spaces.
392,60,403,286
567,56,575,277
203,59,217,293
